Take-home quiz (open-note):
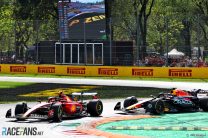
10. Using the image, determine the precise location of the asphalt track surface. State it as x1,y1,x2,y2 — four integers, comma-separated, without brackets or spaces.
0,76,208,138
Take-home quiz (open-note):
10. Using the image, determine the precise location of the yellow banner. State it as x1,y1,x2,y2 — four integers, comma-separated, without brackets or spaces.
0,64,208,78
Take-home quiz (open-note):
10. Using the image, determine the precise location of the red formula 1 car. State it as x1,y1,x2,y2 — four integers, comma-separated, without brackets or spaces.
114,89,208,115
6,92,103,122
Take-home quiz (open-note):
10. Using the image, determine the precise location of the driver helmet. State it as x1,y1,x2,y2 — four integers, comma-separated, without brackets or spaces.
171,89,177,96
58,91,64,97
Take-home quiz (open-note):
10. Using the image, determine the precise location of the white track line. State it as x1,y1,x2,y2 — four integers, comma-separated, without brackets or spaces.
0,76,208,90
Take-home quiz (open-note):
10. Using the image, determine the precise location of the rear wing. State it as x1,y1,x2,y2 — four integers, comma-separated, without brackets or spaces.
190,89,208,97
71,92,98,102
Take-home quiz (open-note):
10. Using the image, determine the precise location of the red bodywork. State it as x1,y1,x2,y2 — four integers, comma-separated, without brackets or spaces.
24,94,97,118
6,92,102,121
171,89,191,97
47,95,83,115
46,94,98,117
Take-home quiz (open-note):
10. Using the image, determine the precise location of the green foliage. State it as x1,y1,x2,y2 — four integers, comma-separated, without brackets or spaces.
0,2,15,51
13,0,59,58
111,0,137,40
147,0,185,53
111,0,208,56
1,0,208,59
0,0,59,58
192,0,208,49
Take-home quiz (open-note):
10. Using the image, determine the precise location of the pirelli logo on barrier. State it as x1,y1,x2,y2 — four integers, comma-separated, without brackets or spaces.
98,68,118,76
67,67,85,75
38,67,55,74
169,69,192,77
10,66,26,73
0,66,1,72
132,69,153,76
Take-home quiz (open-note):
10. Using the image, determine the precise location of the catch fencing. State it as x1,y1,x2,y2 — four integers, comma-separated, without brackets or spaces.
0,15,208,67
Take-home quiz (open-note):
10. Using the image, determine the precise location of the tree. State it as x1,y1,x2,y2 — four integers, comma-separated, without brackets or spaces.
147,0,185,55
111,0,137,40
13,0,59,59
111,0,155,60
135,0,155,60
193,0,208,49
0,1,14,53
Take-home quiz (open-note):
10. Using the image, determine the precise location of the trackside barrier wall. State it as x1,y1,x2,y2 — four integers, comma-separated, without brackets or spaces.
0,64,207,78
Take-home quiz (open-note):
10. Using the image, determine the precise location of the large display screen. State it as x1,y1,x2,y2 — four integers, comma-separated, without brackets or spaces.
67,0,106,40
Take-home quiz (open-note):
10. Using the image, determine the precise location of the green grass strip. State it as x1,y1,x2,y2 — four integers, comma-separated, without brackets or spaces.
0,73,208,82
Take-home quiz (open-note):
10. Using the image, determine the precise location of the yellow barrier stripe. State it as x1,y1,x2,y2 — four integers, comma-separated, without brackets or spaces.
1,64,208,78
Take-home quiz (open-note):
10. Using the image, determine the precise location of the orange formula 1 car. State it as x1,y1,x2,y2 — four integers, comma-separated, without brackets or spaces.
6,92,103,122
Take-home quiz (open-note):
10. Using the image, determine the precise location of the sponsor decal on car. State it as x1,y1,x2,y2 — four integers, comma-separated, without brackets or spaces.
98,68,118,76
1,127,44,136
169,69,192,77
147,103,153,108
10,66,26,73
38,67,55,74
173,97,193,105
132,69,153,76
67,67,85,75
29,114,48,118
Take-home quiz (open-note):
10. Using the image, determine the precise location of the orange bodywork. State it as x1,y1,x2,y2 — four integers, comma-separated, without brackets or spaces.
172,89,191,97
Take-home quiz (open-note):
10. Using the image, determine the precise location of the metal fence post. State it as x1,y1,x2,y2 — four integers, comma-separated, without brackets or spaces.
165,17,169,67
136,15,140,65
84,20,87,65
36,20,39,64
197,14,201,65
109,18,112,66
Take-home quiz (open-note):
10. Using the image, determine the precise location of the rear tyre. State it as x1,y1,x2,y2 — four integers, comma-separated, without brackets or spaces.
123,96,138,108
87,100,103,117
146,100,165,114
199,98,208,111
15,103,28,115
51,104,63,122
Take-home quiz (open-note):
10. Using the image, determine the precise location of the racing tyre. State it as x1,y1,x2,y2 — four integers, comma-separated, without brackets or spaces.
87,100,103,117
199,98,208,112
146,99,165,115
51,104,63,122
6,109,11,118
123,96,138,108
15,103,28,115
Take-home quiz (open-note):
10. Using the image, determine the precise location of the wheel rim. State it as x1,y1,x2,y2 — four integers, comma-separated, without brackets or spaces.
155,101,164,114
58,106,63,120
96,102,103,115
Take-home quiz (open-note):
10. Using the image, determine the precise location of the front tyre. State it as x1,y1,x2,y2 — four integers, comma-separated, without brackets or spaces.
123,96,138,108
15,103,28,115
51,104,63,122
87,100,103,117
146,100,165,114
